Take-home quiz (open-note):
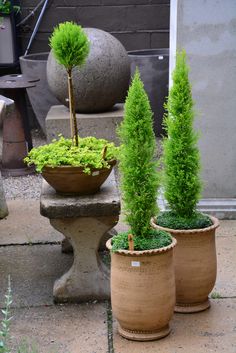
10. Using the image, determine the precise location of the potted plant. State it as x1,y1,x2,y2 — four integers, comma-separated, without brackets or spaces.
0,0,20,66
151,50,219,313
24,22,118,195
106,70,176,341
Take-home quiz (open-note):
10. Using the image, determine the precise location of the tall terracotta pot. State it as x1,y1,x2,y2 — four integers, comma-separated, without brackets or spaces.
106,237,177,341
151,216,219,313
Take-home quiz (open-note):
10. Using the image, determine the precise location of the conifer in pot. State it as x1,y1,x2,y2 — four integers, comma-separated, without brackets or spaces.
106,70,176,341
151,50,219,313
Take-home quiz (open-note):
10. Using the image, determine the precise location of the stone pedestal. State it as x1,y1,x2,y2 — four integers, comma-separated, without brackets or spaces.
169,0,236,218
46,104,124,145
40,171,120,302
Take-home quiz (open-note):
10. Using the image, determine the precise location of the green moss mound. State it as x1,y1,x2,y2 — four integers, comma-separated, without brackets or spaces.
156,211,213,230
111,229,172,252
24,135,119,174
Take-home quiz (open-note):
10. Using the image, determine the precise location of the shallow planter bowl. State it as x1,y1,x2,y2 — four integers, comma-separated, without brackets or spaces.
42,160,116,195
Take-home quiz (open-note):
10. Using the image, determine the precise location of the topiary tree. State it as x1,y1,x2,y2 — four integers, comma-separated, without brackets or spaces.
163,50,201,218
49,21,90,147
118,69,159,238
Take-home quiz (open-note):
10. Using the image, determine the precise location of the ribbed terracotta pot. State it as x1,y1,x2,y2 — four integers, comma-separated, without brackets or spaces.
42,160,116,195
151,216,219,313
106,237,177,341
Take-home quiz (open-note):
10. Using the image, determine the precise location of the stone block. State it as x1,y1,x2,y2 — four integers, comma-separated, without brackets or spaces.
46,104,124,145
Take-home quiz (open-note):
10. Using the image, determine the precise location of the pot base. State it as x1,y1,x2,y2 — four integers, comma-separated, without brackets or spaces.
118,324,171,341
175,299,210,314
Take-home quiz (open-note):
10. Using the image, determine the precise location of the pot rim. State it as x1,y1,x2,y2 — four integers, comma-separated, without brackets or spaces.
106,236,177,257
42,159,116,172
150,215,219,234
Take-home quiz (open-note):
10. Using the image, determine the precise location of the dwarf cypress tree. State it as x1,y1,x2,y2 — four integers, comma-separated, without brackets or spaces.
118,70,159,237
49,22,89,147
163,50,201,218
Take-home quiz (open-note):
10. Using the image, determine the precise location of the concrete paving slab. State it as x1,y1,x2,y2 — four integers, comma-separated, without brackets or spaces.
212,236,236,298
0,244,73,307
8,304,107,353
216,220,236,237
0,200,63,245
113,299,236,353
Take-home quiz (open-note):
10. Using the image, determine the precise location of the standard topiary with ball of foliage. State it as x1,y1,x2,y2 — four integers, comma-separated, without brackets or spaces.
156,50,212,229
112,69,172,251
49,21,89,147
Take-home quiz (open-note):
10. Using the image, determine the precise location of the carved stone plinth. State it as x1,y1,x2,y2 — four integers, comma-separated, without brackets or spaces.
40,171,120,302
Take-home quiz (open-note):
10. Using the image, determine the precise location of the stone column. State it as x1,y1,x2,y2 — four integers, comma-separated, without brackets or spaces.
40,171,120,302
169,0,236,218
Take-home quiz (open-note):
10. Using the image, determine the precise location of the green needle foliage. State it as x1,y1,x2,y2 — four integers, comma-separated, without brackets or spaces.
49,22,90,146
49,21,89,70
0,276,12,353
163,50,201,218
118,70,159,238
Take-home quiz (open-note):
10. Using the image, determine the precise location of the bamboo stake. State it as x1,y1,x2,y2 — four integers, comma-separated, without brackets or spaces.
128,234,134,251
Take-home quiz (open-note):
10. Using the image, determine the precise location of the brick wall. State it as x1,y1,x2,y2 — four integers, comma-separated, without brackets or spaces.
19,0,170,54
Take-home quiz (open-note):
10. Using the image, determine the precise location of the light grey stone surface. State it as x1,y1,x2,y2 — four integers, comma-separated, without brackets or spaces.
20,53,60,134
0,171,8,218
46,104,124,145
47,28,130,113
40,171,120,302
169,0,236,201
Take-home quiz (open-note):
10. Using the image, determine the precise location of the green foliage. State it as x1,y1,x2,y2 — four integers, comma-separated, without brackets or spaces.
112,229,172,252
163,50,201,218
117,70,159,239
0,276,12,353
49,21,89,70
0,1,20,14
24,135,118,173
210,291,222,299
156,211,213,230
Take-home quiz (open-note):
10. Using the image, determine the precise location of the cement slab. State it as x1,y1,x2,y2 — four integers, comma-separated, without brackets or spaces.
212,236,236,298
0,244,73,307
216,220,236,237
113,299,236,353
8,304,107,353
0,200,63,245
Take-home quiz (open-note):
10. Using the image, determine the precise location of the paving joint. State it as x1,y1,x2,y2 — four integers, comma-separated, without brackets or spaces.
106,300,115,353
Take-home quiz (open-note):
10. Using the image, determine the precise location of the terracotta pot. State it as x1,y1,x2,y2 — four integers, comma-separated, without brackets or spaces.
106,237,176,341
42,160,116,195
151,216,219,313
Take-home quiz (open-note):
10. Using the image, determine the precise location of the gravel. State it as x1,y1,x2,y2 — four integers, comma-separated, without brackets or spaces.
1,129,46,200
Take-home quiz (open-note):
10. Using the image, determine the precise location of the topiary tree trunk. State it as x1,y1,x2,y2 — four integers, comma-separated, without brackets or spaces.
49,22,89,147
118,69,159,238
163,50,201,217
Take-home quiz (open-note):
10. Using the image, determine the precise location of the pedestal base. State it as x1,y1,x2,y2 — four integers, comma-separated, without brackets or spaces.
118,324,171,341
175,299,210,313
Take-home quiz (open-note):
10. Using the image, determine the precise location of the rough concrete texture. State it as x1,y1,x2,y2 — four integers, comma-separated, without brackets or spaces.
0,197,235,352
40,170,120,219
9,304,107,353
0,244,73,307
20,53,60,134
170,0,236,199
114,299,236,353
0,200,63,245
46,104,124,145
0,171,8,218
47,28,130,113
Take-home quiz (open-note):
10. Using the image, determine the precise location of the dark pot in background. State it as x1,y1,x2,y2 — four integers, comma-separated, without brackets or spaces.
128,49,169,136
19,52,60,134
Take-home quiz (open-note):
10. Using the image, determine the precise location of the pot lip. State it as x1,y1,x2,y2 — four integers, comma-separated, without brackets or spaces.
19,52,50,61
150,215,219,234
106,236,177,257
42,159,116,172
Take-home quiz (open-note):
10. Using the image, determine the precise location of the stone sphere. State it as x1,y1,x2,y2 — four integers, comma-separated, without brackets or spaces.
47,28,130,113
